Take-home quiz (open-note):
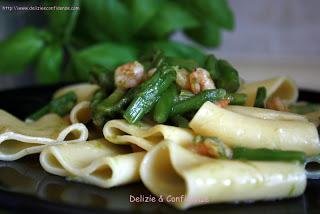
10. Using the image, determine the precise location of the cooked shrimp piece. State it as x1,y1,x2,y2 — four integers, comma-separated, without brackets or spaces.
186,136,232,159
215,99,230,108
176,68,190,90
187,143,211,157
189,68,215,94
114,61,144,89
266,96,288,112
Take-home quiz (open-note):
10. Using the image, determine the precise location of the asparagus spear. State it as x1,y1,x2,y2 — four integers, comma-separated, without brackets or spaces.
204,55,240,93
254,87,267,108
153,84,177,123
171,89,226,116
26,91,77,121
215,59,240,93
226,93,247,105
233,147,305,163
124,62,177,124
89,65,114,94
170,115,189,128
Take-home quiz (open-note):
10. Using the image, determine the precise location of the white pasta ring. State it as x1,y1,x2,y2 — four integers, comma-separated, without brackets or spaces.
56,123,88,143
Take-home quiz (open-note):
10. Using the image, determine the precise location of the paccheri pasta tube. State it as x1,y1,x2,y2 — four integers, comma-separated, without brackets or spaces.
0,110,88,161
103,119,194,151
53,83,99,103
70,101,91,124
239,76,298,107
140,141,306,209
190,102,320,155
226,105,308,121
40,139,145,188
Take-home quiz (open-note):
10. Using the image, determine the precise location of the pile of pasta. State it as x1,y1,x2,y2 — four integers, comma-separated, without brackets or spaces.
0,76,319,210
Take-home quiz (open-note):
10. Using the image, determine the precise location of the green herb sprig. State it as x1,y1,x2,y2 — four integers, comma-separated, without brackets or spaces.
0,0,234,83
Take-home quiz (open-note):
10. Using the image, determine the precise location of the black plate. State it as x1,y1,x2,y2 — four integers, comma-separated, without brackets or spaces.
0,85,319,214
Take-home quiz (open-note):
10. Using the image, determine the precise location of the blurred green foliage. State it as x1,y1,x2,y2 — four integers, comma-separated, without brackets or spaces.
0,0,234,83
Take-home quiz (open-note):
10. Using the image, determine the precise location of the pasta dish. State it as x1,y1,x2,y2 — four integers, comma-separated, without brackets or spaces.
0,50,319,209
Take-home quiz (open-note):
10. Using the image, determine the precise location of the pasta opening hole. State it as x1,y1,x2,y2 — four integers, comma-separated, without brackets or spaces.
87,123,104,140
0,140,40,155
73,106,91,124
64,130,83,141
305,161,320,179
45,152,64,170
91,165,113,180
109,128,127,137
305,162,320,172
130,144,145,152
271,79,295,101
147,145,186,198
144,133,164,144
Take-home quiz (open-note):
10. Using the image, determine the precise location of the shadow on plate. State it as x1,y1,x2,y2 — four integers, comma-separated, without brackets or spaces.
0,156,317,214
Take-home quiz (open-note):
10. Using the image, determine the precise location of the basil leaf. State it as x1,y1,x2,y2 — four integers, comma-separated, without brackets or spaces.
0,27,47,74
73,16,111,44
204,54,219,79
185,21,221,47
215,59,240,93
127,0,164,33
145,1,199,38
35,44,63,84
80,0,131,41
47,0,80,43
184,0,234,30
148,41,205,65
75,0,109,42
72,43,138,80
